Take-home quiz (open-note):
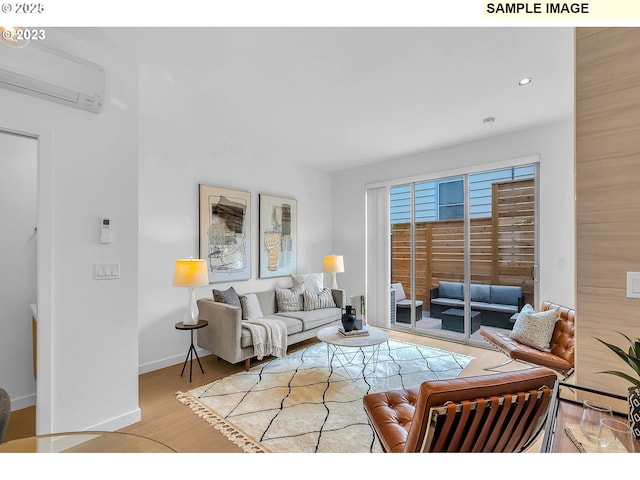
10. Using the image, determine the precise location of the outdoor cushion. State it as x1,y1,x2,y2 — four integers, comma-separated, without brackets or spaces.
470,284,491,303
438,281,464,300
431,298,463,307
476,303,519,313
391,283,407,301
490,285,522,306
396,299,424,307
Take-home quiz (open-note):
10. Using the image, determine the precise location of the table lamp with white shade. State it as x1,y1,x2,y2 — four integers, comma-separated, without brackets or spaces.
323,255,344,289
173,258,209,325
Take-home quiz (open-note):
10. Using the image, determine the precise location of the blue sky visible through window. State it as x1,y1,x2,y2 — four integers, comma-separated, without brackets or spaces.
390,165,535,224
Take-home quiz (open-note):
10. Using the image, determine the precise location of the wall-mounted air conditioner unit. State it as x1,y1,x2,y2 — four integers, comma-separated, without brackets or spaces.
0,42,105,114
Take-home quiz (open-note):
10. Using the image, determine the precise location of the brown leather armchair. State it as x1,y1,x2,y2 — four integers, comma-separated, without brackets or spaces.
363,367,557,453
479,301,575,379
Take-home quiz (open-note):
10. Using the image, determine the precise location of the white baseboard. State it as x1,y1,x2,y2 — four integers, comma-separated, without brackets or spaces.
138,347,211,375
10,392,37,411
87,407,142,431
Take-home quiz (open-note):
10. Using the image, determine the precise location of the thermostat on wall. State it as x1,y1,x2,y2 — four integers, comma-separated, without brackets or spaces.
100,217,111,244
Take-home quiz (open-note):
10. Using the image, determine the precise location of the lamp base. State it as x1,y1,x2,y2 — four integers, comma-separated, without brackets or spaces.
331,272,339,289
182,286,199,325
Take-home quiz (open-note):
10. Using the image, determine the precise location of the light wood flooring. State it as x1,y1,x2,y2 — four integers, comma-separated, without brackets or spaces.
5,329,529,452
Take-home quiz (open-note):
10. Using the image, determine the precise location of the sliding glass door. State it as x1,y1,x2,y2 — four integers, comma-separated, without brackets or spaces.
389,164,537,345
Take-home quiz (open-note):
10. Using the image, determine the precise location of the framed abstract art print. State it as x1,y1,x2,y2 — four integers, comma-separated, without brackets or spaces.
259,193,297,278
199,184,251,283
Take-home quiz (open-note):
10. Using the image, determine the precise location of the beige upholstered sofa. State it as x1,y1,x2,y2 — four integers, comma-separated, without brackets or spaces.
197,288,345,370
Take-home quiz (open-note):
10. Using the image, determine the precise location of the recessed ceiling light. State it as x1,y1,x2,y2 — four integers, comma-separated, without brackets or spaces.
518,77,533,86
483,117,495,125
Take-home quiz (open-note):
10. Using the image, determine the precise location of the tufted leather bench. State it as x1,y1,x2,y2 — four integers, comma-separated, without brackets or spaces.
363,367,557,453
479,301,575,378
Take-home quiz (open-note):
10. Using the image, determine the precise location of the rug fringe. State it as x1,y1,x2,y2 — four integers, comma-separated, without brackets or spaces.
176,391,269,453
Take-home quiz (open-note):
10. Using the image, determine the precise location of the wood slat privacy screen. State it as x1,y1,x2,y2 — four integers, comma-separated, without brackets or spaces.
391,178,535,306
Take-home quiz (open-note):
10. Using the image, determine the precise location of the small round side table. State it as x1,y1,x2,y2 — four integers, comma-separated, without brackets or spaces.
175,319,208,382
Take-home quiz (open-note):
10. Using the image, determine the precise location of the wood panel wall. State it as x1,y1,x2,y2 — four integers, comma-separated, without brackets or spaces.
576,28,640,395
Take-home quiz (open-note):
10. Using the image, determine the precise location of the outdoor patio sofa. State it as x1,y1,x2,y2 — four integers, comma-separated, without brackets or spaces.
429,281,525,330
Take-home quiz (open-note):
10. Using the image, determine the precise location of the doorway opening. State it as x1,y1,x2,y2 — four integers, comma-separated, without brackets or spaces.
0,129,38,440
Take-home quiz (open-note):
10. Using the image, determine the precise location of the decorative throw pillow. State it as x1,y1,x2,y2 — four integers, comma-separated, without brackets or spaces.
510,304,559,352
240,293,264,321
292,273,324,295
212,286,241,308
303,288,337,311
275,284,305,312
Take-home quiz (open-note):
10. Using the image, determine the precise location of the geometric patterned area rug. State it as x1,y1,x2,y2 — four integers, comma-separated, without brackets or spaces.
176,339,474,453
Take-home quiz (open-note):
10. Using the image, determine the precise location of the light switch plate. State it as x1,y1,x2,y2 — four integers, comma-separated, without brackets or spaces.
95,263,120,280
626,272,640,299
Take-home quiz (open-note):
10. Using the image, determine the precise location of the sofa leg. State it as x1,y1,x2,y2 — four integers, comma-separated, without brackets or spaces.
244,358,250,371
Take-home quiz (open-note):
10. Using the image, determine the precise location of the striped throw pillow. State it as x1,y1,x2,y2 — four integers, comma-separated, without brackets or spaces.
303,288,336,311
275,284,305,312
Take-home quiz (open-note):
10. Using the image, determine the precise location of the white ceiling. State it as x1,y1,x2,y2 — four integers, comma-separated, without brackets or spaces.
69,27,574,172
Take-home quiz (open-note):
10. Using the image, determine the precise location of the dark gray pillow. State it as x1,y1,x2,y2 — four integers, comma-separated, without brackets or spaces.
213,287,241,308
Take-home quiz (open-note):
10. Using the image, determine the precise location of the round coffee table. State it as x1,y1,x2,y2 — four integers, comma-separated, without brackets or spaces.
317,325,389,381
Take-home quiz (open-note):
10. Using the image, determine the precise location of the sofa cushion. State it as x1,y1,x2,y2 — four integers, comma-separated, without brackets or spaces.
396,299,423,308
275,284,305,312
213,286,241,308
240,315,304,348
240,293,263,320
438,281,463,300
470,284,491,303
253,290,277,316
490,285,522,306
276,308,341,331
303,288,336,311
476,303,519,314
292,273,324,295
430,298,463,308
510,304,559,352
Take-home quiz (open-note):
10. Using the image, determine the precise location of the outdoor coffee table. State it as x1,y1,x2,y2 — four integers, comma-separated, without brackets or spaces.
441,308,481,333
316,325,389,381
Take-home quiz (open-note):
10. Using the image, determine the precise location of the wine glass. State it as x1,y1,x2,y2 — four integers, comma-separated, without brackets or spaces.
597,418,636,453
580,400,613,444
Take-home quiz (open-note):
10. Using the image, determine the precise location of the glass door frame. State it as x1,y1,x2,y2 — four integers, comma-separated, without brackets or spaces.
388,160,539,347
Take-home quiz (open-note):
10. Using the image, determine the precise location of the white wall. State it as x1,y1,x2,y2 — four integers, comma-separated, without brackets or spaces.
332,120,576,318
137,65,335,373
0,31,140,433
0,132,37,410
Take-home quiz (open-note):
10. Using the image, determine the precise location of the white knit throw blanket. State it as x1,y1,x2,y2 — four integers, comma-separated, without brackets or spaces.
242,318,288,360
